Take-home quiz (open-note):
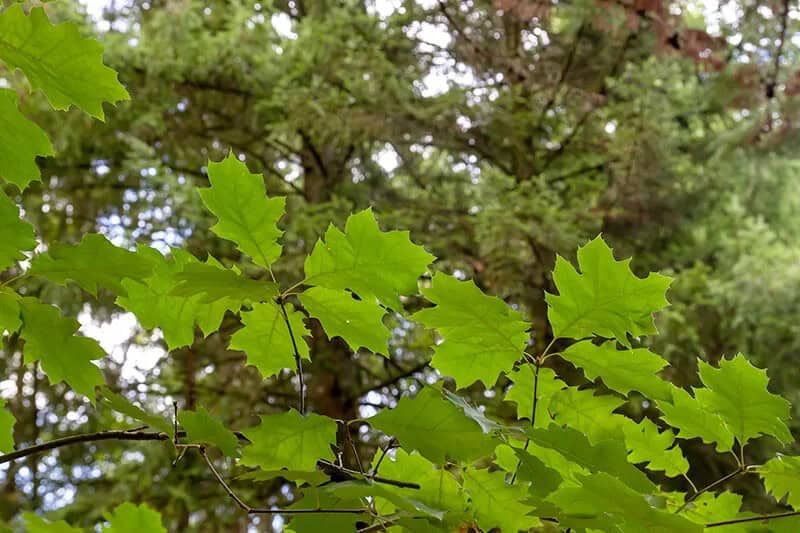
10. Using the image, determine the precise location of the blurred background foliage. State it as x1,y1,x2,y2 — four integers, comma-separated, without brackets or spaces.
4,0,800,530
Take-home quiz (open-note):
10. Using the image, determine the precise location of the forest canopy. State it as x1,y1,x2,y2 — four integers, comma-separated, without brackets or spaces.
3,0,800,531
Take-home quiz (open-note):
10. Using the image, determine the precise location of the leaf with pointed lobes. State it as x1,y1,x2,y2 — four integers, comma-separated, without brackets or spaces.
694,353,792,447
199,152,285,269
240,410,337,471
413,273,529,388
560,340,674,401
368,387,497,464
546,235,672,346
229,300,311,379
31,234,155,296
170,258,277,304
0,188,37,268
19,299,105,403
304,208,435,310
0,5,129,119
117,247,240,350
179,406,240,457
0,93,53,190
102,502,167,533
300,286,390,355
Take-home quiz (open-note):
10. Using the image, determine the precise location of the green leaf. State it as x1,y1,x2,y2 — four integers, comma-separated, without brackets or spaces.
549,386,626,443
412,273,529,387
304,208,435,310
528,424,655,493
368,387,497,464
198,153,285,269
658,387,735,452
759,455,800,508
0,5,128,118
288,487,365,533
0,287,21,334
325,481,445,520
463,468,540,532
694,353,792,446
376,449,465,516
99,387,173,437
240,410,336,471
622,418,688,477
31,234,154,296
547,472,702,533
0,189,36,270
0,399,15,454
179,406,239,457
0,89,53,189
667,491,744,527
546,235,672,346
505,366,564,426
22,513,82,533
19,299,105,401
102,502,166,533
229,300,310,379
117,248,237,350
170,260,276,304
560,340,673,401
494,444,562,498
300,286,389,355
440,387,506,433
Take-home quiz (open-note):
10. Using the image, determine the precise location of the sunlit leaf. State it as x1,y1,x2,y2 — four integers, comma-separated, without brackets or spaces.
413,273,529,387
0,90,53,189
240,410,336,471
198,152,285,269
179,406,239,457
0,5,128,118
546,235,671,346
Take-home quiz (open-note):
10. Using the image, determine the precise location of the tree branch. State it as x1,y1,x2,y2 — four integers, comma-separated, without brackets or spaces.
706,510,800,528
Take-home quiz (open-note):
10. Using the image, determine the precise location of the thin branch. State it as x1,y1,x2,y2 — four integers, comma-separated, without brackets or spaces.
676,467,746,513
706,510,800,528
278,296,306,414
0,431,171,465
199,447,253,512
371,437,397,477
317,459,421,490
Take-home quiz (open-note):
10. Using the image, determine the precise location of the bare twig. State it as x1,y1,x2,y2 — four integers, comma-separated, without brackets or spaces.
0,431,172,465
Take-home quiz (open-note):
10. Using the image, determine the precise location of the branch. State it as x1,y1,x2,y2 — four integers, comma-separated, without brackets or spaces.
766,0,790,99
316,459,421,490
0,430,170,465
277,296,306,414
706,510,800,528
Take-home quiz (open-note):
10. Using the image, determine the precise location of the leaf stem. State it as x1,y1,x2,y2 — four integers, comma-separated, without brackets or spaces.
277,296,306,414
676,467,746,513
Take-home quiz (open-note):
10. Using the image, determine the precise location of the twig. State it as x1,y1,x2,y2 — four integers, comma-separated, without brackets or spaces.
706,510,800,528
343,421,365,475
676,467,746,513
371,437,397,477
198,447,367,515
0,431,172,465
317,459,421,490
277,296,306,414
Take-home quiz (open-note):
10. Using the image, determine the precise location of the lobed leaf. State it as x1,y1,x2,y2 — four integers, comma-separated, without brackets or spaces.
0,89,53,190
300,286,389,355
179,406,239,457
546,235,672,346
560,340,673,401
622,418,688,478
229,300,310,379
31,234,154,296
368,387,496,464
304,208,435,310
0,5,129,118
0,399,15,454
240,410,336,471
694,353,792,447
102,502,166,533
413,273,529,388
759,455,800,508
0,189,37,270
198,153,285,269
19,299,105,402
